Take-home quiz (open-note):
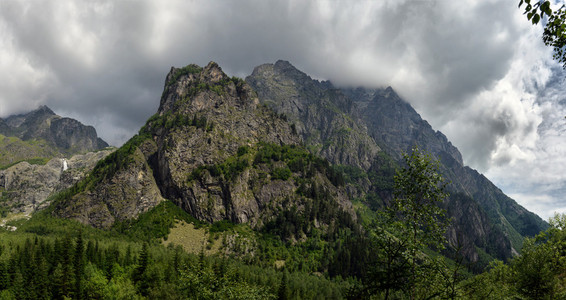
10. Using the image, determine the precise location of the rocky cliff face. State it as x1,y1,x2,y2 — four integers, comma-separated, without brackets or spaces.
346,85,547,251
53,62,354,233
246,61,380,170
0,149,113,216
0,105,109,155
53,141,162,229
343,87,463,165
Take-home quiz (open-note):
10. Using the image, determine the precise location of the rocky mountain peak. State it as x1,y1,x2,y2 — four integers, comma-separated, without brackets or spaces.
247,61,381,170
159,61,258,115
34,105,56,115
201,61,226,83
54,62,312,229
0,105,109,155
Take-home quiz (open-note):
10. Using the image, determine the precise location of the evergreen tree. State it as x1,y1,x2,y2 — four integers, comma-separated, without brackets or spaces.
133,242,150,296
74,231,85,299
278,271,289,300
0,262,7,290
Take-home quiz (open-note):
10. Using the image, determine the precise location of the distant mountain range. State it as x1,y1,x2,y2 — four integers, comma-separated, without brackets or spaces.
0,61,547,271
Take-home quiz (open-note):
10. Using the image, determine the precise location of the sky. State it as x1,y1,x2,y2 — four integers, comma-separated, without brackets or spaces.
0,0,565,220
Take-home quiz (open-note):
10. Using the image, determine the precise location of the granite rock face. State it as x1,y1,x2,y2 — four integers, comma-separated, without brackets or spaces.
53,62,354,232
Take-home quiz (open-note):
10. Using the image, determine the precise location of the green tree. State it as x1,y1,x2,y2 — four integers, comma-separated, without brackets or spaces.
393,147,449,299
74,231,85,299
133,243,150,296
278,271,289,300
366,147,450,299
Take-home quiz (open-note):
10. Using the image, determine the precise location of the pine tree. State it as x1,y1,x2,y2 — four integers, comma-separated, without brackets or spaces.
133,243,150,296
74,231,85,300
278,271,289,300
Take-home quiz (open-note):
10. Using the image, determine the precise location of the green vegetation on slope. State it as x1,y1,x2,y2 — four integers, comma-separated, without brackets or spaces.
0,134,59,169
0,199,351,299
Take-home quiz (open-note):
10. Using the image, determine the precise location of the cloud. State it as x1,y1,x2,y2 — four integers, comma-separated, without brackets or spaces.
485,66,566,220
0,0,565,218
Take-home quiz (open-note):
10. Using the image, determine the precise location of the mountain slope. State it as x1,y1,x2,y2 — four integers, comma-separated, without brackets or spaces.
347,85,548,248
246,60,546,263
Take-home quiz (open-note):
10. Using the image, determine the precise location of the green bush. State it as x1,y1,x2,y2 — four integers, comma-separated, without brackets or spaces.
271,167,291,181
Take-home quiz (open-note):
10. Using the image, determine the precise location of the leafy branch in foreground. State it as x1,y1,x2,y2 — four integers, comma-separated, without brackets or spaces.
361,147,452,299
519,1,566,68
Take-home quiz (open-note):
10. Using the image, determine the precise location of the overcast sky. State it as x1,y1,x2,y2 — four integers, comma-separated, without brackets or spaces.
0,0,564,220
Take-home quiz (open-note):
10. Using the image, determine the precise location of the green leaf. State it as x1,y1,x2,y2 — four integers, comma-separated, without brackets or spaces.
533,14,541,24
528,12,534,20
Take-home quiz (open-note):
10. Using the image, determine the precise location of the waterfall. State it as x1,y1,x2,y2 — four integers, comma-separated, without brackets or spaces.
62,159,68,171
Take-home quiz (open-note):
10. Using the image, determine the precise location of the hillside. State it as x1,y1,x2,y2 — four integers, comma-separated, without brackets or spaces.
247,60,547,264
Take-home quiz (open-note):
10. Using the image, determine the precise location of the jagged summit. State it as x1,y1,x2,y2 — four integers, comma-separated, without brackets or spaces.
247,61,380,170
34,105,56,115
159,61,258,115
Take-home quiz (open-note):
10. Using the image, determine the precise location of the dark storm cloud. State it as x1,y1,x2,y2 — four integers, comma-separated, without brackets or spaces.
0,0,536,151
2,0,566,219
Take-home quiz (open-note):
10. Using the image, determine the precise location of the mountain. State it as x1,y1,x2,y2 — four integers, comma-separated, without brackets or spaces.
246,60,547,264
0,106,112,222
0,105,109,156
53,62,354,240
343,84,548,248
0,61,555,298
46,60,546,270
